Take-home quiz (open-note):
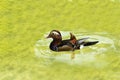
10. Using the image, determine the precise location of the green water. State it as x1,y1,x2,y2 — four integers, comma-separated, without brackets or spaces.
1,0,120,80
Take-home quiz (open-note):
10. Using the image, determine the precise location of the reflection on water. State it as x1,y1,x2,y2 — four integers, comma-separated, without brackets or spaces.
34,31,117,67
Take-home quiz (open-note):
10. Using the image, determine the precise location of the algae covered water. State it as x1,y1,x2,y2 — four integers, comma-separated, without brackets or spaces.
1,0,120,80
34,30,120,80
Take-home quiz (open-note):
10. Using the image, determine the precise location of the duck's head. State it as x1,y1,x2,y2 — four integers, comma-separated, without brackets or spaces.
47,30,62,40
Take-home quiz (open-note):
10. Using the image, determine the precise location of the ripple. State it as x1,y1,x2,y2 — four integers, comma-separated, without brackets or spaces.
34,31,117,66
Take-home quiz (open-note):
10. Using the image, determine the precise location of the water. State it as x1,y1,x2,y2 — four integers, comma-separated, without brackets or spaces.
1,0,120,80
35,31,117,66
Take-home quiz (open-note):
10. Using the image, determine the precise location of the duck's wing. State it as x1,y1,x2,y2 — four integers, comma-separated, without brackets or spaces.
56,40,75,51
56,33,77,51
77,37,89,44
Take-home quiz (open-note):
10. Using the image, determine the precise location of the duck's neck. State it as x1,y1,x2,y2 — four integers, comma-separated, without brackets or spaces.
52,39,62,45
53,38,62,42
50,38,62,51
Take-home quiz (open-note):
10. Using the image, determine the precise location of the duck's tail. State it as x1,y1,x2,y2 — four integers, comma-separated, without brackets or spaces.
76,38,99,49
83,41,99,46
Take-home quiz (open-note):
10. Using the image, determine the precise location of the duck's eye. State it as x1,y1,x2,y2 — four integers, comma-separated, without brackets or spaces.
52,33,55,35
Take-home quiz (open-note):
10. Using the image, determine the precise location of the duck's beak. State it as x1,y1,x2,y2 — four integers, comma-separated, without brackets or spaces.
46,34,51,38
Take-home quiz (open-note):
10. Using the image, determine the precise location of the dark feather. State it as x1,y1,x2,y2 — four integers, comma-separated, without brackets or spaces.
83,41,99,46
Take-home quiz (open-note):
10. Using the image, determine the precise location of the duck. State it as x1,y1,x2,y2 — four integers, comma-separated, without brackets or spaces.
47,30,99,52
